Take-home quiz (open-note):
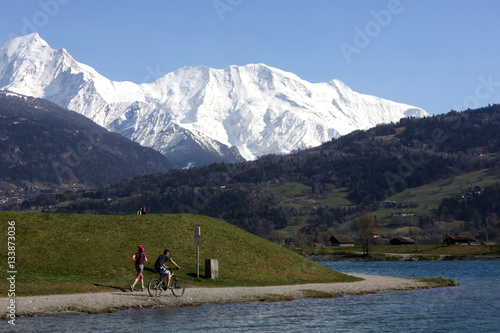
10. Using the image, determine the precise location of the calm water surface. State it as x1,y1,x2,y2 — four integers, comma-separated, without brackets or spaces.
10,260,500,332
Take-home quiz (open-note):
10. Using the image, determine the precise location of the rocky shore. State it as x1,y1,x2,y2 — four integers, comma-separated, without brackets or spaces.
1,273,437,319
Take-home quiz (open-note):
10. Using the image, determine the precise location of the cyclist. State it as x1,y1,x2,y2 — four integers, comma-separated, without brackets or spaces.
153,249,180,289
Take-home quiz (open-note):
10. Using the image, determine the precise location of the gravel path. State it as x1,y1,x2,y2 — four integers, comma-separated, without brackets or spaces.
1,273,434,318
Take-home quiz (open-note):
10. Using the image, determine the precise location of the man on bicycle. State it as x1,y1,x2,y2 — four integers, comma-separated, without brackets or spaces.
153,249,180,288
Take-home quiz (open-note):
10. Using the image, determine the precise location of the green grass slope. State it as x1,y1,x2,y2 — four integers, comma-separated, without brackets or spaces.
0,211,358,296
376,169,499,217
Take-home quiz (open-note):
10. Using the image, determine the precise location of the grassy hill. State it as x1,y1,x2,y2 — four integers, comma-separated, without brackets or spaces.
376,168,499,217
368,169,499,237
0,211,359,296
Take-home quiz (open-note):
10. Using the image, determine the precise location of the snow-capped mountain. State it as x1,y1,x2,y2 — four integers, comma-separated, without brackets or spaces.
0,34,428,167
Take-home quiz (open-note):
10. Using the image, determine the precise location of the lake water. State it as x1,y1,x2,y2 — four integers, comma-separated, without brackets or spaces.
9,260,500,332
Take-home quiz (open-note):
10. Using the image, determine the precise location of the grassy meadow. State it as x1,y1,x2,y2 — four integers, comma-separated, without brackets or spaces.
0,211,359,296
263,169,499,238
375,168,500,217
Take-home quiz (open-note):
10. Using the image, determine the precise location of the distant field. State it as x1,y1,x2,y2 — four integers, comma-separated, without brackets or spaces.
376,169,500,218
0,211,358,296
265,169,499,238
264,183,355,237
266,183,353,207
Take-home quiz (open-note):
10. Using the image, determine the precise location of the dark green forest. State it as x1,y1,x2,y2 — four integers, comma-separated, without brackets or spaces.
18,104,500,240
438,183,500,241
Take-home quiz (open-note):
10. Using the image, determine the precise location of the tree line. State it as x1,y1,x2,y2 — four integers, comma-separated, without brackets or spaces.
19,104,500,239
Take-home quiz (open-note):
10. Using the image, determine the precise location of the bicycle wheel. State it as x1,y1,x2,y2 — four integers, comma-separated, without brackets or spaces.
171,277,185,297
148,278,163,297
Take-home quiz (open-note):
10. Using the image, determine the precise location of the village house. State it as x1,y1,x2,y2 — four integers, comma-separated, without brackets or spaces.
330,235,355,247
389,237,415,245
460,185,485,199
443,235,476,245
382,201,398,208
394,210,415,218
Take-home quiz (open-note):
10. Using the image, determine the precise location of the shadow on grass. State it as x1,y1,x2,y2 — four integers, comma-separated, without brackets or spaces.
187,272,207,279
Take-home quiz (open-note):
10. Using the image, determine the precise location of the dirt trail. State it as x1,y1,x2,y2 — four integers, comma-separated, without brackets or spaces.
1,273,435,318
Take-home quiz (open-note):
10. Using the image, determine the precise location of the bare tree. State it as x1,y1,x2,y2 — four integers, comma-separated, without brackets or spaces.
293,230,309,254
485,213,498,243
274,230,283,246
356,210,375,256
319,231,332,245
409,227,421,252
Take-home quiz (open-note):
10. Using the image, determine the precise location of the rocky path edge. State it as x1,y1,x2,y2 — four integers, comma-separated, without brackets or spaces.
1,273,437,318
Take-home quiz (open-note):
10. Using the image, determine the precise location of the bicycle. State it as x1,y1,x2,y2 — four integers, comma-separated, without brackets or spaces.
148,267,185,297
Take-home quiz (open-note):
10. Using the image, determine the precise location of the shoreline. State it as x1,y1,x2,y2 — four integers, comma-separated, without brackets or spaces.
307,254,500,261
1,273,439,319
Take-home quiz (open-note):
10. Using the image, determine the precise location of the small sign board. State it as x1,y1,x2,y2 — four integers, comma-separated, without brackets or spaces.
194,227,201,246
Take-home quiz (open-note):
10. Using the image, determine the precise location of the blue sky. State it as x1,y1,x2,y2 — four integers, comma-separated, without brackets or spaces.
1,0,499,115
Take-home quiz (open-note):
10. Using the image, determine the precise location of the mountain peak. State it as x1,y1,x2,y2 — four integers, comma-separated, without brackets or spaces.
22,32,45,44
0,35,429,168
1,33,53,64
6,33,50,52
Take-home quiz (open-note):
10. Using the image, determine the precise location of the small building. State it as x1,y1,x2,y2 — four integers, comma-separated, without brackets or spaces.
389,237,415,245
382,201,398,208
473,185,484,192
444,235,476,245
395,210,415,218
330,235,355,247
312,242,324,247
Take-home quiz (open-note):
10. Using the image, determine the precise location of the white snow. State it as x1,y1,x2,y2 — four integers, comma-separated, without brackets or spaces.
0,34,429,164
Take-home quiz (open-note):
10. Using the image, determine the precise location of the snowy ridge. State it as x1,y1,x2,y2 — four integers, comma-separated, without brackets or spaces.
0,34,429,167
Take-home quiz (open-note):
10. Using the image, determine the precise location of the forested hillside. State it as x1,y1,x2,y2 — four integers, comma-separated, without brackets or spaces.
17,105,500,240
0,92,173,202
438,182,500,241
